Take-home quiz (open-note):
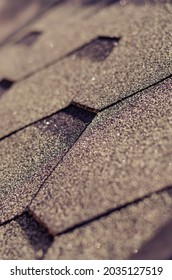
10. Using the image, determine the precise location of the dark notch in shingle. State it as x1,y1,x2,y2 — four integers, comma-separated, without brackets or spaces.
0,103,96,224
16,212,53,259
0,79,14,97
15,31,42,46
35,104,96,136
166,185,172,197
78,0,172,6
73,36,120,62
78,0,120,5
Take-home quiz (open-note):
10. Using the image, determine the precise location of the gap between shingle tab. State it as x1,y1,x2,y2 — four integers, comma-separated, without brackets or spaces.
16,212,53,259
79,0,120,6
15,31,42,46
30,185,172,237
0,102,96,142
70,35,120,62
0,102,96,224
0,79,14,97
71,101,99,113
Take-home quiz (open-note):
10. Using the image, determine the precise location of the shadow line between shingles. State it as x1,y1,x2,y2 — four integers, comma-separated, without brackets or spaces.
29,185,172,238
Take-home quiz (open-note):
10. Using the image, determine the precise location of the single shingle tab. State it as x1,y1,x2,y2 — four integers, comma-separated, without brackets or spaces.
45,191,172,259
0,105,95,223
30,77,172,235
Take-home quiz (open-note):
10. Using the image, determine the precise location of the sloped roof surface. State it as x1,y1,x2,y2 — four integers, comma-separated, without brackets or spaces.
0,0,172,260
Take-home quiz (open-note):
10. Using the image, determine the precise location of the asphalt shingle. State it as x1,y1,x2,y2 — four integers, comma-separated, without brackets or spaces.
72,3,172,109
45,190,172,259
0,0,172,261
0,2,99,80
0,58,90,139
0,0,62,45
1,3,171,139
0,213,52,260
0,105,94,223
30,77,172,235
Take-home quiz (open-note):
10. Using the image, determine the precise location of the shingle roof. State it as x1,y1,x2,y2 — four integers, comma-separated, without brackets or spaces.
45,190,172,259
29,77,172,235
0,105,94,223
0,0,172,260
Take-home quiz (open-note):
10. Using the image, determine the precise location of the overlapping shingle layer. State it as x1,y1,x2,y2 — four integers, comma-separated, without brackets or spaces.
0,105,94,223
0,0,172,260
30,77,172,235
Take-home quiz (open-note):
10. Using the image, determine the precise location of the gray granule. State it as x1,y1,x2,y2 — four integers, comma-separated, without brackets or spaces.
0,4,171,138
0,213,52,260
45,191,172,259
0,105,93,223
29,77,172,235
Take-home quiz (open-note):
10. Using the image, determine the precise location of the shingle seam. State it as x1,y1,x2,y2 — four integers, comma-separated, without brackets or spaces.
0,211,27,228
0,210,54,260
16,34,119,82
29,185,172,237
2,41,68,83
0,1,67,48
0,101,97,142
98,73,172,113
0,210,54,238
68,73,172,115
71,101,99,113
2,72,170,141
26,110,97,213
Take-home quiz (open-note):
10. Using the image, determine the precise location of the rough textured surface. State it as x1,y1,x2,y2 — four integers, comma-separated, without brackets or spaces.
0,213,52,260
0,59,90,139
0,1,172,260
0,105,94,223
0,2,171,110
1,3,172,138
30,77,172,235
72,3,172,109
45,190,172,259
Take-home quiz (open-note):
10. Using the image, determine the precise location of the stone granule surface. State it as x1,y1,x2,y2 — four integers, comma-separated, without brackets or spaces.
0,213,53,260
44,190,172,260
29,77,172,235
0,3,172,139
0,0,172,260
0,105,94,223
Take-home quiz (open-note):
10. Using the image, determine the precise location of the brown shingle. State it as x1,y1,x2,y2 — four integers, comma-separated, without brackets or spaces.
45,190,172,259
0,3,99,80
0,213,52,260
0,105,94,223
30,77,172,235
1,3,171,139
